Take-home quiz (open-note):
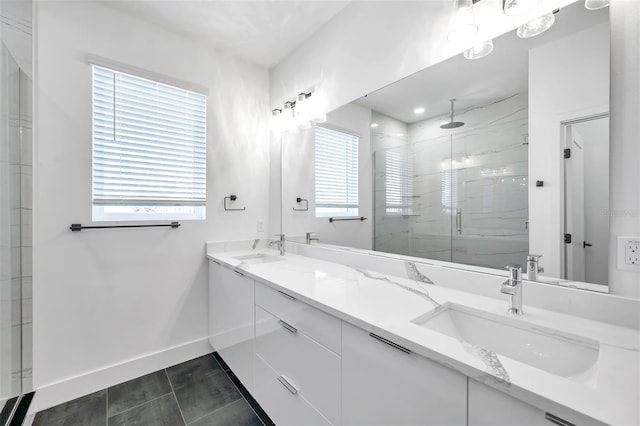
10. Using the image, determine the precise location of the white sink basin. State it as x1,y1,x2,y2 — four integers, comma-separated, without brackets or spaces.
233,253,285,265
413,303,599,384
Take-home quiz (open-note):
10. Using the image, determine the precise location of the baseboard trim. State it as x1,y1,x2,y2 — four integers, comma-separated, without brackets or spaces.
29,337,212,415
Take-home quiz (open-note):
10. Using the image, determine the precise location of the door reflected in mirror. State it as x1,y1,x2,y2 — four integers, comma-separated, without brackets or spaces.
281,1,610,290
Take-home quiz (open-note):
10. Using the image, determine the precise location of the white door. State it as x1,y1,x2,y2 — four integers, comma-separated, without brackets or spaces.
564,126,586,281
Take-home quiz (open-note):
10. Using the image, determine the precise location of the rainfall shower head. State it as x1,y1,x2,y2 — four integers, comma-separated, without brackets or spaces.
440,99,465,129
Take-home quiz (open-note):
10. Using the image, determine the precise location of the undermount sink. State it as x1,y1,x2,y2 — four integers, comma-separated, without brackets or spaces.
233,253,285,265
412,303,599,384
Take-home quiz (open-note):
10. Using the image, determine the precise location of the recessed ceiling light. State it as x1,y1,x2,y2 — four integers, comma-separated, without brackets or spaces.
371,123,379,128
414,107,425,114
397,133,404,137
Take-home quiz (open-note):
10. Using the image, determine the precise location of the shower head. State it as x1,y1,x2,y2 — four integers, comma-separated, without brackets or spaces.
440,99,465,129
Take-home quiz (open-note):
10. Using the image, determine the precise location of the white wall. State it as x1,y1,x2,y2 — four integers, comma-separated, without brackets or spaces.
528,22,609,279
282,102,372,249
34,0,270,403
609,0,640,298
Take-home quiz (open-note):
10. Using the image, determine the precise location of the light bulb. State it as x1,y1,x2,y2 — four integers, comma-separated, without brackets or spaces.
447,0,478,42
517,12,555,38
463,39,494,59
584,0,609,10
503,0,542,16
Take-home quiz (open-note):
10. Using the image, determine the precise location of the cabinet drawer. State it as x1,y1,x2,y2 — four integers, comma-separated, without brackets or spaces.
255,282,341,354
254,353,331,426
255,306,340,424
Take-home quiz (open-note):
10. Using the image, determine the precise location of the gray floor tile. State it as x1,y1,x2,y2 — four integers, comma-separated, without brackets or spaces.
108,394,184,426
188,399,262,426
33,390,106,426
107,370,172,417
166,354,223,389
173,371,241,424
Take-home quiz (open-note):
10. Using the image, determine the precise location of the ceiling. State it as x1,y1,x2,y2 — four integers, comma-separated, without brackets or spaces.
355,1,608,124
104,0,351,68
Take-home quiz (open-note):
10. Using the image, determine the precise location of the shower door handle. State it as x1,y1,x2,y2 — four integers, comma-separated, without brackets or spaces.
456,208,462,235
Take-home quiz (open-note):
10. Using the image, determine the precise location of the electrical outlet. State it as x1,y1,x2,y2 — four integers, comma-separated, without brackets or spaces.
257,220,264,232
626,242,640,265
618,237,640,271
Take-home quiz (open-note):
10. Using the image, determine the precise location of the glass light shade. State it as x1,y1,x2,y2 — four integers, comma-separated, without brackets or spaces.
584,0,609,10
503,0,543,16
447,0,478,42
463,39,494,59
517,13,555,38
294,93,307,117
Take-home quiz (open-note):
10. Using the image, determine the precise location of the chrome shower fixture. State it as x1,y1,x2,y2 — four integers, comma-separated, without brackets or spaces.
440,99,465,129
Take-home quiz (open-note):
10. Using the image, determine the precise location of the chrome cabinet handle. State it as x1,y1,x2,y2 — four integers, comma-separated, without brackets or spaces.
278,375,298,395
456,208,462,235
277,290,296,301
278,320,298,333
369,333,411,354
545,413,575,426
234,270,244,277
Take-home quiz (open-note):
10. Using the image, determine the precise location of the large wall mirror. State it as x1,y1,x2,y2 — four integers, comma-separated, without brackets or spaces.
281,1,610,290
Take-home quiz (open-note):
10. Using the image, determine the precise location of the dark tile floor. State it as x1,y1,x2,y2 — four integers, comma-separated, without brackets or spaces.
33,353,274,426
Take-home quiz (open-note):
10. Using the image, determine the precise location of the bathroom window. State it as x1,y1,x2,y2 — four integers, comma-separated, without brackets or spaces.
385,149,413,215
92,65,207,221
315,126,359,217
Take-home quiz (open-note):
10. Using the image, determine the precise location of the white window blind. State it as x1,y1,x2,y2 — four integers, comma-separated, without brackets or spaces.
315,126,359,217
385,149,413,214
92,65,207,212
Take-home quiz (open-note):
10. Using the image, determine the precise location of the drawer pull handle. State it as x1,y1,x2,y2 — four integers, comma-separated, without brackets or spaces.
278,290,296,301
234,270,244,277
278,320,298,333
369,333,411,354
545,413,575,426
278,375,298,395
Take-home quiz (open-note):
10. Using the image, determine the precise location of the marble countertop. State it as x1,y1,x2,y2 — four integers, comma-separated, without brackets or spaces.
207,247,639,426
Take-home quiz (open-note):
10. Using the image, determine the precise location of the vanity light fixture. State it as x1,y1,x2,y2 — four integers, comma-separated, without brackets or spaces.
516,11,556,38
371,123,379,128
463,39,494,59
271,90,327,134
414,107,425,114
503,0,542,16
584,0,609,10
447,0,479,42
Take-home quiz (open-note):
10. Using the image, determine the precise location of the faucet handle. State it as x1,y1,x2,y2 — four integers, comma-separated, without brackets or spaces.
505,265,522,281
527,254,543,261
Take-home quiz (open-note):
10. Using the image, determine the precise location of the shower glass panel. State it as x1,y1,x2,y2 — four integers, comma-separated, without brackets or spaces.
374,135,453,261
0,41,22,403
373,109,528,269
0,35,32,405
450,112,529,269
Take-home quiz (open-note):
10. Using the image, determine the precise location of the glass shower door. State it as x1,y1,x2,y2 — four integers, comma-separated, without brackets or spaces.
450,115,529,270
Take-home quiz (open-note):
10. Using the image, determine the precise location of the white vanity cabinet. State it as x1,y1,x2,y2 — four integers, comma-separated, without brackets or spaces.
341,321,467,426
468,380,600,426
253,282,341,425
208,261,255,392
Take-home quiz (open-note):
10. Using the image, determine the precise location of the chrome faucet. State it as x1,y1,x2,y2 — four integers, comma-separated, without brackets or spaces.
306,232,319,244
526,254,544,281
501,265,524,315
269,234,285,256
